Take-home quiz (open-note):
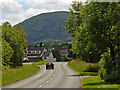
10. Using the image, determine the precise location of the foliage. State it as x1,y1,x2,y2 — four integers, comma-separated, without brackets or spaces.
18,11,71,44
61,56,67,62
52,49,61,61
99,49,120,84
2,64,40,85
68,60,98,76
63,2,102,63
2,39,13,67
63,1,120,83
1,22,28,68
61,56,74,62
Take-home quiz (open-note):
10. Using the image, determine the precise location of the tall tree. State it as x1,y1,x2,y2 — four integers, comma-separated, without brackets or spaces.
2,22,28,68
63,2,102,63
63,1,120,83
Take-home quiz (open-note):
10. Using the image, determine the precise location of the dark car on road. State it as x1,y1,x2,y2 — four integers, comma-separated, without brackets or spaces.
46,62,54,70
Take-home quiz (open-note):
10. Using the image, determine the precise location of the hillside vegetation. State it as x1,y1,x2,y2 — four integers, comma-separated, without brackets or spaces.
18,11,71,44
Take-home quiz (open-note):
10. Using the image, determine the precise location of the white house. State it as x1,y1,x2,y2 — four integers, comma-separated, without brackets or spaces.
26,46,56,62
42,51,56,62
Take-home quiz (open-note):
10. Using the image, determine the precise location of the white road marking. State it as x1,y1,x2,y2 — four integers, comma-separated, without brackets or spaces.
54,75,56,77
39,67,57,87
34,75,41,79
46,81,49,83
39,85,43,87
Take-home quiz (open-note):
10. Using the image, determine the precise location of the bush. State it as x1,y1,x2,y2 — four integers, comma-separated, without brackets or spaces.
61,56,67,62
66,57,74,61
99,51,120,84
84,64,98,72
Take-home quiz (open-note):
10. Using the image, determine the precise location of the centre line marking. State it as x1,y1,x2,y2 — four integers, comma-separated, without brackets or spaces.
46,81,49,83
39,85,43,87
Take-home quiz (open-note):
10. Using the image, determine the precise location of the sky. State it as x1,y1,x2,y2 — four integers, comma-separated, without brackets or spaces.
0,0,86,26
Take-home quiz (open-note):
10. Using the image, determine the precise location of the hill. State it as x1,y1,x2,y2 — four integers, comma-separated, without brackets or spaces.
18,11,71,45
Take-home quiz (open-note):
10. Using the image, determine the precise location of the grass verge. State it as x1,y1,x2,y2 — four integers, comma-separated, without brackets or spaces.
67,59,98,76
2,64,40,86
83,76,119,88
68,60,120,88
32,61,50,65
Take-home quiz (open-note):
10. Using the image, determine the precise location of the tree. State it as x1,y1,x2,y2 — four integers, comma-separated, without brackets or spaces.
63,1,120,83
63,1,102,63
2,22,28,68
2,39,13,66
52,49,61,61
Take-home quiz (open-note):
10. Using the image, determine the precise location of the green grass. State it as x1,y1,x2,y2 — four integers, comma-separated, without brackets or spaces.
67,60,98,76
2,64,40,85
68,60,120,89
32,61,50,65
83,76,119,88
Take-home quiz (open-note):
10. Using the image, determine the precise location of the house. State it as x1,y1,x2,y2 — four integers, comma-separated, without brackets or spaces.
26,45,56,62
60,49,68,57
26,47,44,62
42,51,56,62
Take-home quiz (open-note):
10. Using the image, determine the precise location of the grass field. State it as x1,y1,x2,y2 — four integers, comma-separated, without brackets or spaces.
2,64,40,85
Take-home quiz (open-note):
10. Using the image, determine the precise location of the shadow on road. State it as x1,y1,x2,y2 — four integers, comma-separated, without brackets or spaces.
69,74,81,77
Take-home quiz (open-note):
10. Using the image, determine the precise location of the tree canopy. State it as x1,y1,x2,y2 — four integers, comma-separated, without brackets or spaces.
1,22,28,68
63,1,120,83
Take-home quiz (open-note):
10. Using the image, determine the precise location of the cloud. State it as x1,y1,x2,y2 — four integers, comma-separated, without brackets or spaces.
0,0,84,25
0,0,25,25
24,0,74,10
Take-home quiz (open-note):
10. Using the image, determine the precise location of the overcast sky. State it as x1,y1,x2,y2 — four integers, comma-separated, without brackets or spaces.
0,0,86,25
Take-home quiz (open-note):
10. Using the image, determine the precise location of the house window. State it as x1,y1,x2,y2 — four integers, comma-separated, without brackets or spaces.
32,51,36,54
44,57,47,59
27,51,31,54
36,51,40,54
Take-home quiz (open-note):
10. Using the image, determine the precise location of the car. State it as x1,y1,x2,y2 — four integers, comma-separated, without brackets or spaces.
46,62,54,70
23,58,28,62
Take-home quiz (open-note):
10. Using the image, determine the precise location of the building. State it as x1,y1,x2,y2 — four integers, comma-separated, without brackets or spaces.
26,47,44,62
60,49,68,57
42,51,56,62
26,46,56,62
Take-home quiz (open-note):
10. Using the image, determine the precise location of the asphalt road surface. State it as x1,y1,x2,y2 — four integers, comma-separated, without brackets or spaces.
3,62,82,88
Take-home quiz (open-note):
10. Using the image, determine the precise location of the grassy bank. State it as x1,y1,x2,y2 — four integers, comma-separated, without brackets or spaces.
32,61,50,65
2,64,40,85
83,76,119,88
68,60,98,76
68,60,120,88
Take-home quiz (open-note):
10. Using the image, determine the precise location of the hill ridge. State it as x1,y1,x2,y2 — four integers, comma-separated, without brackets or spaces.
18,11,71,44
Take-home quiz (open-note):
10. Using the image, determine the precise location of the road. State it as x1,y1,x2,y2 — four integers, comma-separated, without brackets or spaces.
3,62,82,88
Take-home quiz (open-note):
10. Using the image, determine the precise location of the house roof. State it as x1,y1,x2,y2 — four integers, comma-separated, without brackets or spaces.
42,51,51,58
60,50,68,54
27,47,43,51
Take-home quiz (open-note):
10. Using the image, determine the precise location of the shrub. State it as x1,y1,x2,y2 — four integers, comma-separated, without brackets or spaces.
84,64,98,72
99,51,120,84
61,56,67,61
